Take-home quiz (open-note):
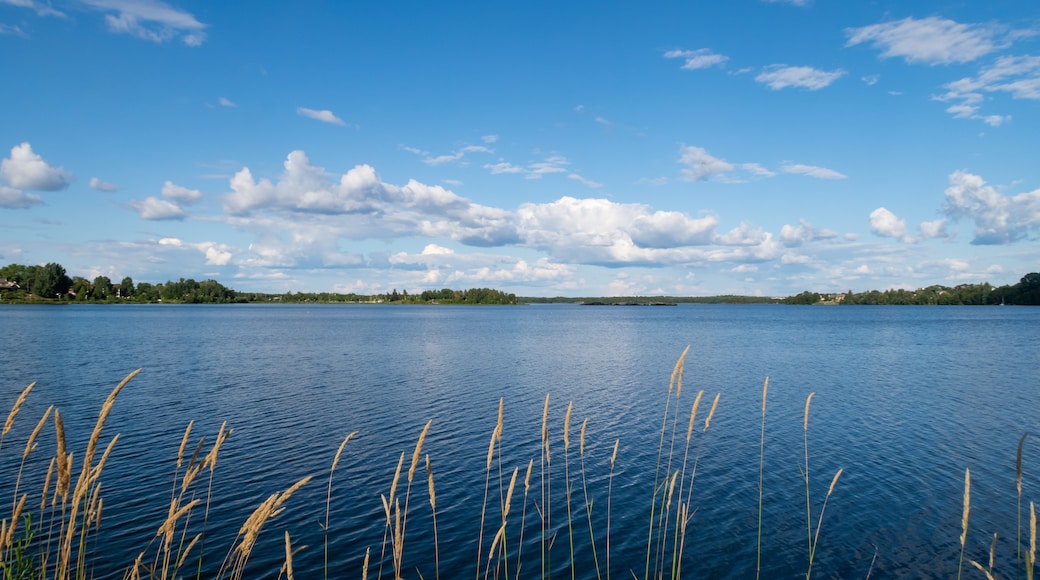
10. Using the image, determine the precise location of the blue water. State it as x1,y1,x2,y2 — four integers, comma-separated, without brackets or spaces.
1,304,1038,578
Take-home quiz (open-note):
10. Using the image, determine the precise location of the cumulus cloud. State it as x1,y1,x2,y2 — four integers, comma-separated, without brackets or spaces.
219,150,791,275
224,150,518,248
0,184,43,209
919,219,948,239
159,237,232,265
779,219,839,247
89,177,119,192
1,142,73,190
162,180,202,203
515,196,739,266
846,16,1007,65
679,146,733,181
81,0,206,46
942,170,1040,244
869,207,910,241
782,163,847,180
130,197,185,220
755,65,845,90
664,48,729,70
297,107,345,125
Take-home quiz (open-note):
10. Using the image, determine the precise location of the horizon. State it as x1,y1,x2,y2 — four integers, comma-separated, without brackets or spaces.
2,1,1038,298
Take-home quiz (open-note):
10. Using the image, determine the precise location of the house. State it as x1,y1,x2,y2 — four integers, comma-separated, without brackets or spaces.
0,278,20,290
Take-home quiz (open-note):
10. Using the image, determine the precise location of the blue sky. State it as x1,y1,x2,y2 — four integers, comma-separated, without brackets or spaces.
2,0,1038,297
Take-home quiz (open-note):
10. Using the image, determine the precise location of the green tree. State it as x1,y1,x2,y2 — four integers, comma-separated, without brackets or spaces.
31,263,72,299
119,276,134,298
93,275,113,300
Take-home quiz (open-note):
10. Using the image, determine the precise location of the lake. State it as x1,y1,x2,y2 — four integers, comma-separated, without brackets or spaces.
1,303,1038,578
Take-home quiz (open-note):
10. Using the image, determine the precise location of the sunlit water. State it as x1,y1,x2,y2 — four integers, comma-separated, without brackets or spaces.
1,304,1038,578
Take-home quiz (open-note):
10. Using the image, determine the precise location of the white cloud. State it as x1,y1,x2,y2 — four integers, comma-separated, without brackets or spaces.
919,219,948,239
1,142,73,190
755,65,845,90
89,177,119,192
421,244,453,255
762,0,809,5
484,161,523,175
0,23,27,36
198,241,232,265
481,135,498,144
779,219,839,247
421,145,492,166
297,107,345,125
664,48,729,70
679,146,733,181
223,150,518,248
1,0,63,17
130,196,186,220
936,55,1040,124
716,223,769,246
81,0,206,46
484,155,573,180
568,174,602,188
525,155,569,178
162,180,202,203
942,170,1040,244
219,97,237,108
516,196,738,266
782,163,847,180
159,237,232,265
741,163,776,177
845,17,1005,65
0,184,43,209
869,207,910,241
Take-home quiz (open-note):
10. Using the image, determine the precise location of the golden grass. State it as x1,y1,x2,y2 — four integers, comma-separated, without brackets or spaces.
4,351,1038,579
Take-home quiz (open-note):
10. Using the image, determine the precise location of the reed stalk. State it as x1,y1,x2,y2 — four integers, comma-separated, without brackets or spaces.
756,377,769,580
644,346,688,580
515,459,534,580
606,438,618,580
578,417,602,580
540,393,551,580
563,401,575,580
426,454,440,580
476,421,500,580
1019,433,1028,570
1029,501,1036,580
957,468,970,580
803,392,815,561
806,468,842,580
325,431,357,580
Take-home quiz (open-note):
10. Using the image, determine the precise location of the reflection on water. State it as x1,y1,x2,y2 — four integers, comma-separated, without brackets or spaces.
1,304,1038,578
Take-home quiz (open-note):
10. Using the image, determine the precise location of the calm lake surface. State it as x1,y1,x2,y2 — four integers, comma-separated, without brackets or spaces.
1,303,1038,578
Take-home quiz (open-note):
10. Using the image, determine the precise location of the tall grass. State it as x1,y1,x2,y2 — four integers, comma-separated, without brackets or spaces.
0,351,1033,578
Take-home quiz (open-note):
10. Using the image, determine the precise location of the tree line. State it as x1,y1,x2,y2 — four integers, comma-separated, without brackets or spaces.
781,272,1040,306
0,262,517,305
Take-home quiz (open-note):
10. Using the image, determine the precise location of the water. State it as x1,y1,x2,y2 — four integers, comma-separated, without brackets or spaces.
1,304,1038,578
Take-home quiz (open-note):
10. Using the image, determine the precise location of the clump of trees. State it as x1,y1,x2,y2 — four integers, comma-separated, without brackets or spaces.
0,263,239,304
0,262,518,305
781,273,1040,305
